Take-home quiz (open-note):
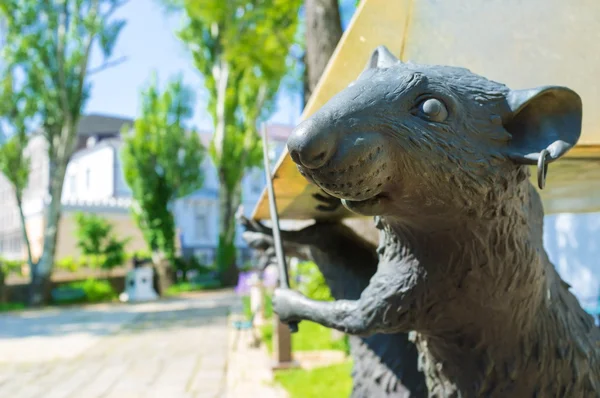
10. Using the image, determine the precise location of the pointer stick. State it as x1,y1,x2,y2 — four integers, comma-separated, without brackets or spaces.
261,124,299,333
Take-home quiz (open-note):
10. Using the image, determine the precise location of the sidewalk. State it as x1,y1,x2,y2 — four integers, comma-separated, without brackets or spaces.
0,291,235,398
225,299,288,398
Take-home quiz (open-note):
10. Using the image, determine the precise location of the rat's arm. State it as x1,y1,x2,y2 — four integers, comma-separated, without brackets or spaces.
243,192,420,336
273,259,420,336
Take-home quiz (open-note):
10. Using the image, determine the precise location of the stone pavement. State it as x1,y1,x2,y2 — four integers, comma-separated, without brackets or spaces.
225,301,288,398
0,290,236,398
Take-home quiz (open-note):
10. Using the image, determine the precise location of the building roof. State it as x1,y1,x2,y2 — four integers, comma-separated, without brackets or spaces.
69,114,294,161
77,114,133,136
196,124,293,148
69,137,122,161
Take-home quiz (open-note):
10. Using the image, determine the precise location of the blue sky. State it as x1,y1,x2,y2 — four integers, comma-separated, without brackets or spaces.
84,1,355,132
85,1,302,130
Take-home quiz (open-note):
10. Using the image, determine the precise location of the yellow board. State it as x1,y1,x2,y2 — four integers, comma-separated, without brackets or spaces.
253,0,600,221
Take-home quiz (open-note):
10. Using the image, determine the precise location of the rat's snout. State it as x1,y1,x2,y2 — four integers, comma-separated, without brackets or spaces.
287,117,339,170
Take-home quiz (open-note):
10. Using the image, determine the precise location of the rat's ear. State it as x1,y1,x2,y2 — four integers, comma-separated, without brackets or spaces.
504,86,582,165
364,45,400,70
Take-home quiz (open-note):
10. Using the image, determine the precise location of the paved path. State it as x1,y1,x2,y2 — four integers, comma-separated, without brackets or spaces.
225,301,288,398
0,290,236,398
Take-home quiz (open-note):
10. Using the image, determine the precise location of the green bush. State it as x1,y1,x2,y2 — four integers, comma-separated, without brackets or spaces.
0,259,23,305
165,280,222,296
81,279,117,302
74,212,130,272
173,256,217,283
239,260,255,272
0,302,25,312
126,249,152,261
0,257,23,277
187,255,215,274
52,278,117,304
55,256,86,273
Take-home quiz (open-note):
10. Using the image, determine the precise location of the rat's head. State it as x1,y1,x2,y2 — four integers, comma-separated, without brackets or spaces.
288,46,582,219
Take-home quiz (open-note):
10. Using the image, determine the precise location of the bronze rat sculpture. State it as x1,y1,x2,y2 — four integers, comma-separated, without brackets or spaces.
273,46,600,396
240,193,426,397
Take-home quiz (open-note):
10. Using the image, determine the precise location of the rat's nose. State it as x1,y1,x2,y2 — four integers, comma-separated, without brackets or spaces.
287,118,337,169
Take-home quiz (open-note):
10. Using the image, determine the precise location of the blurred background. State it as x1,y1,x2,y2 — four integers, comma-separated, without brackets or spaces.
0,1,598,397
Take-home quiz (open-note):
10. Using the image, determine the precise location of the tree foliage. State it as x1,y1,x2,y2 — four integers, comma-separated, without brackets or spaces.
121,75,205,268
0,67,40,269
0,0,127,304
166,0,303,274
0,1,126,156
0,74,31,200
74,212,129,272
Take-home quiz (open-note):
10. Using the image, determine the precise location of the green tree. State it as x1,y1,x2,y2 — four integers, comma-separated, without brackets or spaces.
164,0,303,282
0,70,37,277
121,75,205,295
0,0,127,305
73,212,129,275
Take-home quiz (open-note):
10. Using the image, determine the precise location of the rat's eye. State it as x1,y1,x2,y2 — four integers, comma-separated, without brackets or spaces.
418,98,448,122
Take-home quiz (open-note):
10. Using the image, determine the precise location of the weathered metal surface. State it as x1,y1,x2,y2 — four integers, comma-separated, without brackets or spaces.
272,46,600,396
252,0,600,221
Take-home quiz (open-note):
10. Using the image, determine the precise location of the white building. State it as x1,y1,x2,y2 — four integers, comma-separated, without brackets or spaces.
0,114,292,267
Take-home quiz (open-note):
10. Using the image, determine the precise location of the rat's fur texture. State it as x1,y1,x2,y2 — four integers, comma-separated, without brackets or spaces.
275,46,600,397
241,209,427,398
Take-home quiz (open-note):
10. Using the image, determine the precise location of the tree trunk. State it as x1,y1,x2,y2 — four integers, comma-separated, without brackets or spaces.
28,265,52,306
15,192,38,282
153,256,172,296
216,182,241,286
29,158,68,306
304,0,343,105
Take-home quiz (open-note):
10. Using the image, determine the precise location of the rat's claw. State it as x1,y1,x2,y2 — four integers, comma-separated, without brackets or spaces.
313,192,341,212
238,214,252,228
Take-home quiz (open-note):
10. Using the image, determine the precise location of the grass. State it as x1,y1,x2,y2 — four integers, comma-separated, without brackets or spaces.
275,360,353,398
0,302,25,313
242,294,273,319
261,320,349,354
242,291,353,397
165,280,222,296
242,293,348,354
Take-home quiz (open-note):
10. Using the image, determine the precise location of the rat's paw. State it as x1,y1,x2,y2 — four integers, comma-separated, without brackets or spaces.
313,191,341,213
242,231,274,251
273,288,306,322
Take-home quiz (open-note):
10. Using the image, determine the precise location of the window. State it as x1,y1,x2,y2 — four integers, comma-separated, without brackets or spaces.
194,208,209,240
5,233,21,254
193,249,214,266
85,168,91,190
69,174,77,195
